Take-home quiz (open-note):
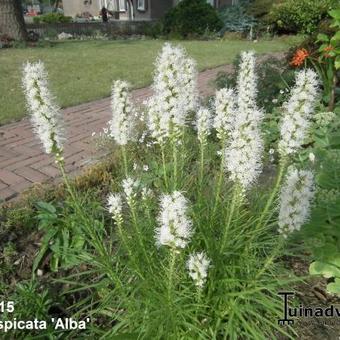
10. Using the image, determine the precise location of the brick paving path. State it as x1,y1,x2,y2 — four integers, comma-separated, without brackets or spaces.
0,64,233,203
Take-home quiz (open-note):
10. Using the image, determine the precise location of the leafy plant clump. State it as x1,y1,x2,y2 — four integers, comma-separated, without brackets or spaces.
33,13,72,24
163,0,223,37
268,0,337,34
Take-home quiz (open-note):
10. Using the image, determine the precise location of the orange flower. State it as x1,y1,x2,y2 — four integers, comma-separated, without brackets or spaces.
290,48,310,67
324,45,334,52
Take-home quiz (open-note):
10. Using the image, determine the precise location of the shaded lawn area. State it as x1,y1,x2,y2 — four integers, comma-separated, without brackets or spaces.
0,36,301,125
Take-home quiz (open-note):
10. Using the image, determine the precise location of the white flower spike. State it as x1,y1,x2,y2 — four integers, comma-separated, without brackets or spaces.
187,252,211,289
147,43,198,144
278,167,315,238
197,107,212,144
278,69,319,156
107,193,123,222
156,191,193,249
109,80,137,145
223,51,264,190
22,61,64,155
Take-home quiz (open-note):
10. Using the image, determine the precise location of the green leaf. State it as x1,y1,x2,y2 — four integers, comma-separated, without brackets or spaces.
327,278,340,295
329,9,340,21
335,56,340,70
317,33,329,42
36,201,56,214
32,228,58,273
309,261,340,278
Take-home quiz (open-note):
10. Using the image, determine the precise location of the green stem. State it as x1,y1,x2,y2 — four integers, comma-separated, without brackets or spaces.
254,237,285,280
173,140,178,190
121,146,128,177
255,159,287,231
212,151,225,219
167,249,176,305
57,158,124,290
160,144,169,191
199,142,205,189
220,185,241,253
130,201,152,269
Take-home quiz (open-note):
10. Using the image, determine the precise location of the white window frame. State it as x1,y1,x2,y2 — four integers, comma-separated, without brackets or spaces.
137,0,145,11
99,0,108,7
119,0,126,11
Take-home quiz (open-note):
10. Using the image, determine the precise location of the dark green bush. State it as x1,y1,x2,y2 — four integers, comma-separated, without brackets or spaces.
268,0,337,34
33,13,72,24
163,0,223,37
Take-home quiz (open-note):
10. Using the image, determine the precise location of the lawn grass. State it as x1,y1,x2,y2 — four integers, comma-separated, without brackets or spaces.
0,36,302,125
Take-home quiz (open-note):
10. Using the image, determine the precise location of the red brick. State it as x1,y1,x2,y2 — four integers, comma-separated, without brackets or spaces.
0,187,17,202
10,180,33,193
5,154,49,171
0,169,24,185
39,165,60,178
14,167,48,183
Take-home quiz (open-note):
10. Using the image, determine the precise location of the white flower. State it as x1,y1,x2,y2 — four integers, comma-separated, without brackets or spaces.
278,69,319,156
278,167,315,238
122,177,140,202
22,61,64,155
309,152,315,163
223,51,264,190
213,88,236,140
155,191,193,249
109,80,137,145
269,148,275,155
141,187,153,200
143,164,149,172
187,252,211,289
147,43,198,144
197,107,212,144
107,193,123,221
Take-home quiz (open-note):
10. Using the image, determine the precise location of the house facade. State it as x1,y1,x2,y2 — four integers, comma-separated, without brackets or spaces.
62,0,235,20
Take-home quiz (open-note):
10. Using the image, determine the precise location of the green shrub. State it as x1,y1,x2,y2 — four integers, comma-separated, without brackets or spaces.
268,0,337,34
219,2,256,33
33,13,72,24
163,0,223,37
246,0,284,19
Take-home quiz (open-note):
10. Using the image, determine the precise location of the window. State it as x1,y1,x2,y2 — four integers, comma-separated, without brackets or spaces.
206,0,214,6
137,0,145,11
107,0,118,11
119,0,126,11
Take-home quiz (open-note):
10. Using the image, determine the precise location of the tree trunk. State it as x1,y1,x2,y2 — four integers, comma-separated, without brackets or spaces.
0,0,28,40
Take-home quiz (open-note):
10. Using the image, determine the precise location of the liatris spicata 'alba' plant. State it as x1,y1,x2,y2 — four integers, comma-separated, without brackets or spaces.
109,80,137,146
147,43,198,144
223,51,264,190
213,88,236,141
278,167,315,238
278,69,319,156
187,252,211,289
156,191,193,249
22,61,64,157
